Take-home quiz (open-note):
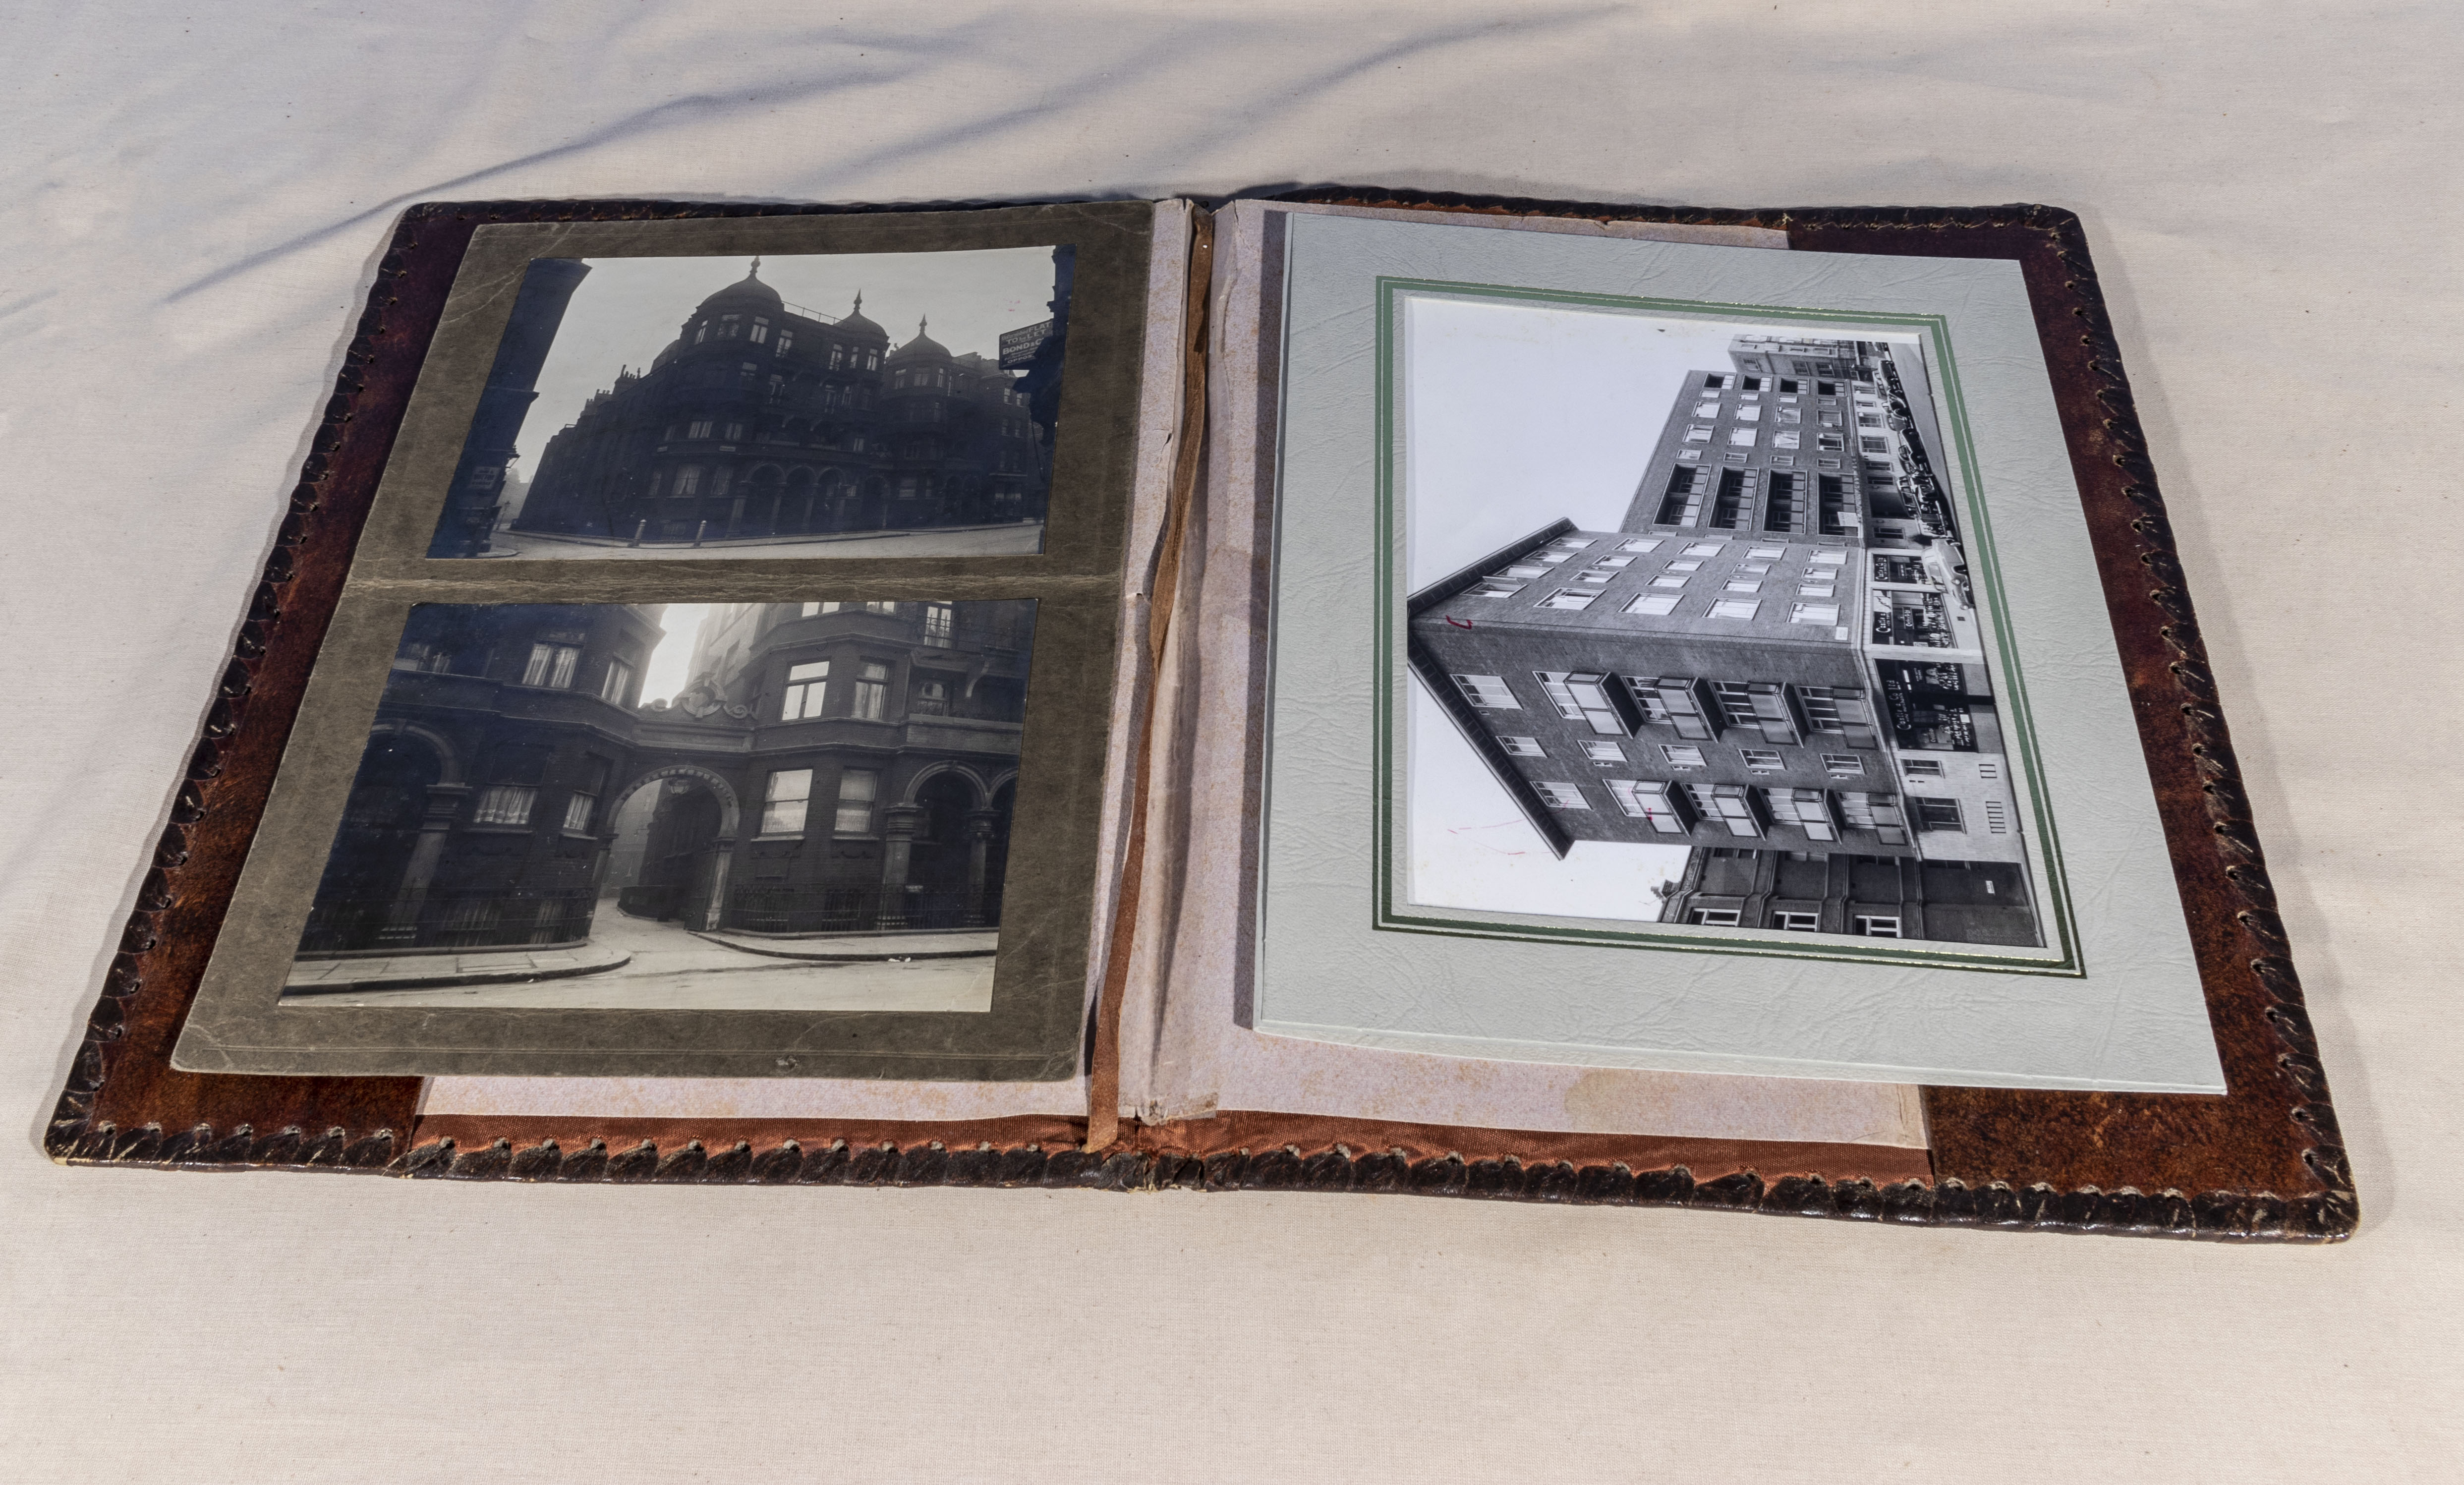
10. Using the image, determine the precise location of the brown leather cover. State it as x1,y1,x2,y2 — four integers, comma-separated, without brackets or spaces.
47,193,2352,1241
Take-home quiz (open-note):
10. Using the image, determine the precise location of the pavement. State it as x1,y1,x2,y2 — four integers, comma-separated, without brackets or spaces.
693,928,997,961
475,520,1043,561
281,906,997,1011
284,942,632,994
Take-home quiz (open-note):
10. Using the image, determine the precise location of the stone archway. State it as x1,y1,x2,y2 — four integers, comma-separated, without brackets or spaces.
600,762,742,931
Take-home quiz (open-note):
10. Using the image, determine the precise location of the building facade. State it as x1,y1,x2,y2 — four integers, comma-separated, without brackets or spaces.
508,261,1054,544
300,598,1031,956
1653,848,2039,945
1407,335,2038,946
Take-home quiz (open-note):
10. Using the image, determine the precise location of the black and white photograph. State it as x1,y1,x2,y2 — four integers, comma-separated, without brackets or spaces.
286,597,1034,1008
424,247,1070,560
1402,302,2054,953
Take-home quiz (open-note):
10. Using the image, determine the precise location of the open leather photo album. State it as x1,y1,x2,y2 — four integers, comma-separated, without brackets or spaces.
49,191,2354,1241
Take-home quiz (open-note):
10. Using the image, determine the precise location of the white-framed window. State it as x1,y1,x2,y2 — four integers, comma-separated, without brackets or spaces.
1581,740,1624,763
1853,915,1901,939
782,661,829,720
472,784,536,827
1683,543,1723,557
1823,753,1865,777
1902,758,1945,779
521,642,581,689
1595,555,1636,569
599,657,634,705
1748,546,1785,559
1915,797,1965,833
1773,912,1820,932
1662,744,1707,769
1711,598,1761,621
799,601,842,616
864,600,899,615
1768,787,1839,841
1677,448,1702,462
1690,783,1764,838
923,603,955,647
1691,909,1742,926
749,317,771,345
1498,735,1543,757
1735,404,1762,423
1772,430,1801,450
725,421,746,442
1468,579,1524,599
1504,563,1549,578
1650,574,1690,591
1725,579,1762,594
832,768,877,835
1625,593,1681,616
1575,568,1618,584
1534,782,1590,810
562,789,597,833
1607,778,1690,833
1790,602,1840,625
1540,588,1598,610
1799,581,1836,598
1452,674,1518,710
687,418,714,439
1811,549,1848,567
1739,747,1782,772
852,662,889,720
1694,400,1721,418
1619,538,1662,553
1667,561,1704,574
759,768,811,835
1860,435,1890,454
1684,425,1713,442
1728,428,1757,447
1537,672,1629,735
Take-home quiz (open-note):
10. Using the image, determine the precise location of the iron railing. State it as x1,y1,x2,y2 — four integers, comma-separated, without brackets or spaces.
297,888,597,954
728,883,999,934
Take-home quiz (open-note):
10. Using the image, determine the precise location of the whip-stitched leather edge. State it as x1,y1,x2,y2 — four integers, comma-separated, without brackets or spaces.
45,191,2352,1244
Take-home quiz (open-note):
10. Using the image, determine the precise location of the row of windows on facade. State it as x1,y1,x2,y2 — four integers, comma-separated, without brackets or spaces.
646,458,1029,501
1530,776,2002,843
1455,670,1883,751
1686,906,1906,937
1468,533,1849,622
759,765,882,837
687,313,1028,403
661,407,1032,442
1496,729,2000,788
397,640,640,706
459,765,896,842
1653,465,1865,534
1699,372,1847,395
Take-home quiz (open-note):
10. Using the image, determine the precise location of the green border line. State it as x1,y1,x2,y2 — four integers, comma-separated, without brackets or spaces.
1365,277,2081,976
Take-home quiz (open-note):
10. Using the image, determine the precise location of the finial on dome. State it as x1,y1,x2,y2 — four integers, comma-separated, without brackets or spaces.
747,256,762,279
853,290,863,314
918,315,929,337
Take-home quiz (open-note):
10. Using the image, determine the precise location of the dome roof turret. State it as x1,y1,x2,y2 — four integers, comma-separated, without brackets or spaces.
887,315,952,364
694,259,785,317
836,290,887,342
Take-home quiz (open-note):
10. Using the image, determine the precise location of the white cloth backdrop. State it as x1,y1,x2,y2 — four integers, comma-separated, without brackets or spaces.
3,4,2454,1479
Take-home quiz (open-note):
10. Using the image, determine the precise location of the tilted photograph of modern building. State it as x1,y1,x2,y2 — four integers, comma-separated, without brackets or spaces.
424,247,1070,561
284,598,1035,1008
1404,328,2044,949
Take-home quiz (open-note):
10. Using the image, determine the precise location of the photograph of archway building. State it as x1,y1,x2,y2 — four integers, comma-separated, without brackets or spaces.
282,598,1035,1009
425,246,1069,560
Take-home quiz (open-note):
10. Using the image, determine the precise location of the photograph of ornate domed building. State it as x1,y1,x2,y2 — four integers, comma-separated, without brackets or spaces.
425,246,1070,560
